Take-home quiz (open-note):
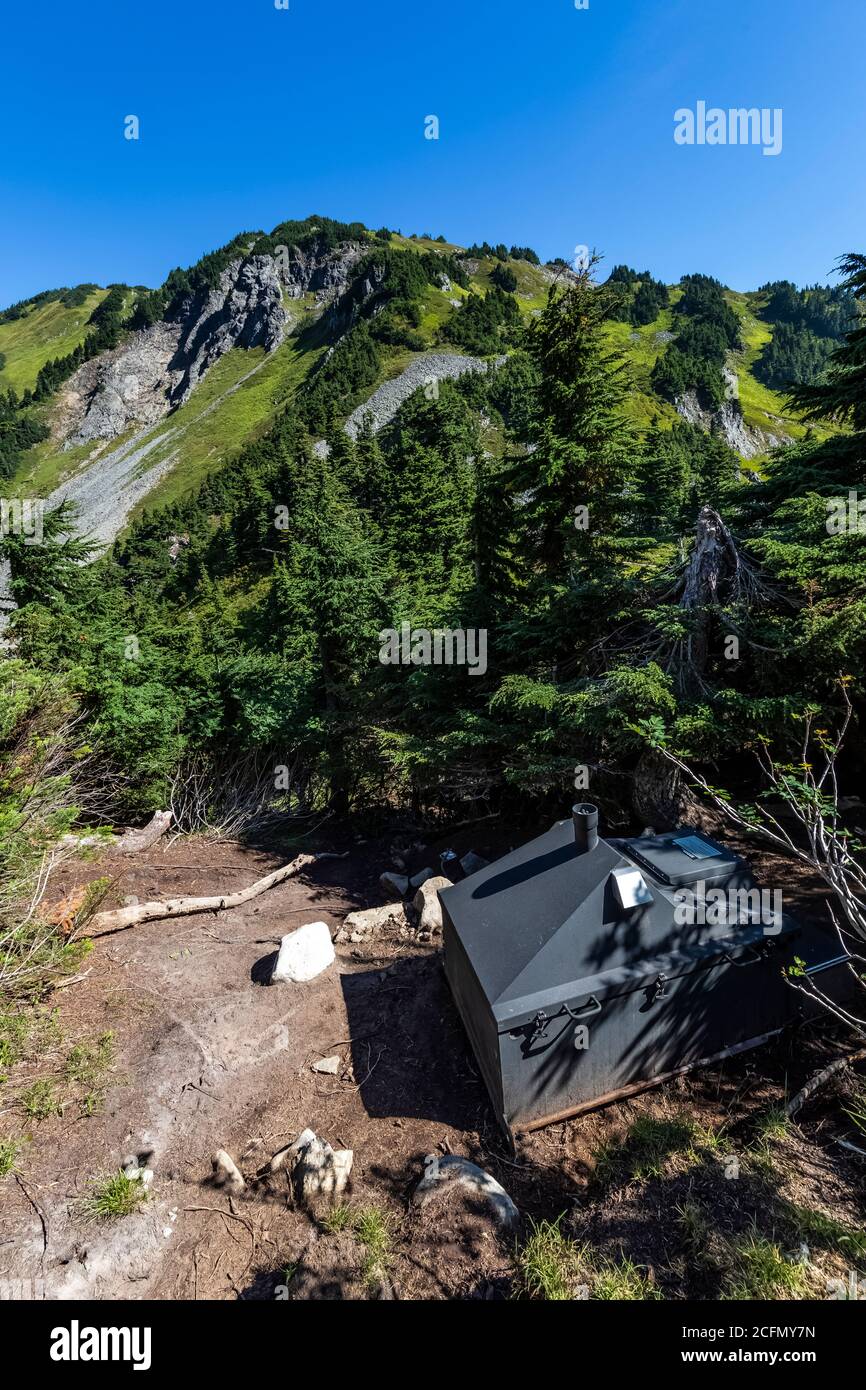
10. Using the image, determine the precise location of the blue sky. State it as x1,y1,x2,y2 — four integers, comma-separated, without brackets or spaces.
1,0,863,304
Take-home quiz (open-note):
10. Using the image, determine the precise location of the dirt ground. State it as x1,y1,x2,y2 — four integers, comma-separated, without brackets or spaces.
1,816,864,1301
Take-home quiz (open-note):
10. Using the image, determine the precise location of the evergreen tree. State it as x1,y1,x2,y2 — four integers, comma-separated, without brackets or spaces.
512,261,633,575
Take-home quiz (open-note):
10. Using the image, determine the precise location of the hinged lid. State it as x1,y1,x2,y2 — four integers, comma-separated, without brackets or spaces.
439,817,798,1034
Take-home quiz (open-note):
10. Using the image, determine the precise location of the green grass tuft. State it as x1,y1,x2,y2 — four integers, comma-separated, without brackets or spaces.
722,1228,810,1300
20,1078,62,1120
320,1203,354,1234
594,1114,700,1185
82,1170,147,1221
319,1202,392,1287
843,1088,866,1139
517,1216,588,1300
0,1138,21,1178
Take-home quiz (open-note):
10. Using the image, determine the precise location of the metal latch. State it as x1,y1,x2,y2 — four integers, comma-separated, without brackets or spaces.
528,1011,550,1044
528,995,603,1043
649,972,668,1002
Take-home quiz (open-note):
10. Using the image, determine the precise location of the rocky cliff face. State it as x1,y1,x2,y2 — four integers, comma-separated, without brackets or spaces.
63,321,183,447
675,369,793,460
63,256,286,447
169,255,286,405
279,239,364,302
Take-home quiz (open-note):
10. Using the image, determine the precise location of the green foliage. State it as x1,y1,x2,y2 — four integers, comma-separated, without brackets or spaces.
32,284,129,401
490,262,518,293
82,1170,148,1221
297,323,382,433
516,1216,662,1301
0,1138,20,1178
651,273,741,408
0,661,89,995
517,1217,588,1300
721,1229,809,1300
2,226,864,849
755,321,836,390
0,387,49,480
758,277,854,340
606,265,669,326
20,1078,61,1119
442,286,521,354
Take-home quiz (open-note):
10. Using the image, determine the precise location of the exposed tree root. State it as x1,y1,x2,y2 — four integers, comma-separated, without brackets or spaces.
786,1048,866,1119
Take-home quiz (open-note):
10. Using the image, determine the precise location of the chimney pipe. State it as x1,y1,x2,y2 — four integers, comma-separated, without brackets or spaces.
572,803,599,854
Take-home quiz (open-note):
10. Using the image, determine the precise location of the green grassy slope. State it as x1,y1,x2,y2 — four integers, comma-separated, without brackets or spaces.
11,334,325,518
0,289,109,393
724,289,831,445
1,238,833,537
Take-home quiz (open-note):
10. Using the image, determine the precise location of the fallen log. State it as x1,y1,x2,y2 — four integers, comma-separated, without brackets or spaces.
87,852,334,936
785,1048,866,1119
116,810,173,855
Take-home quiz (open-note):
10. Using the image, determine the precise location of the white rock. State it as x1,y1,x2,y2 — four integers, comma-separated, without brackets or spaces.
212,1149,246,1196
380,871,409,898
272,1129,353,1205
409,867,435,890
270,1129,317,1174
342,903,406,939
271,921,335,984
298,1140,353,1205
413,1155,520,1229
312,1056,340,1075
460,851,490,877
412,875,451,935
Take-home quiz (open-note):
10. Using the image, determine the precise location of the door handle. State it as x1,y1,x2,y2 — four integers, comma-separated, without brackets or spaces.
723,945,766,968
564,995,602,1022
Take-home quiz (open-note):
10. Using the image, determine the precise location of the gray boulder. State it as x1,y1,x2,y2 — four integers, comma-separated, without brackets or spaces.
412,875,451,935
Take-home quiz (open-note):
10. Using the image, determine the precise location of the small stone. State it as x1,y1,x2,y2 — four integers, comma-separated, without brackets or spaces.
270,1129,317,1175
460,851,489,877
271,920,335,984
380,871,409,898
212,1149,245,1197
412,875,451,935
409,867,435,890
271,1129,353,1206
343,902,406,937
413,1155,520,1230
312,1056,340,1075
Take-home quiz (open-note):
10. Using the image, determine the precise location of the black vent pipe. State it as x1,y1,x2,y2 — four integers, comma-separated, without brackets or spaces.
572,803,599,853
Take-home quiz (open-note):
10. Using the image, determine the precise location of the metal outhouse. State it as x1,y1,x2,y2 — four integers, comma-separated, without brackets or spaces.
440,805,800,1138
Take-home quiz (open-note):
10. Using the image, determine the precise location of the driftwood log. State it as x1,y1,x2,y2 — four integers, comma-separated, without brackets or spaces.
116,810,173,854
87,852,331,937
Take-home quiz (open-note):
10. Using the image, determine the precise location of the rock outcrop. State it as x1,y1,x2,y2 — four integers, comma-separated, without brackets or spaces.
64,321,182,446
675,368,793,460
278,239,365,303
64,256,286,447
169,255,286,406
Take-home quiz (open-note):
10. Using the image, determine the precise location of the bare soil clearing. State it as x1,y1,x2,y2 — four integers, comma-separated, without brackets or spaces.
1,825,863,1301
